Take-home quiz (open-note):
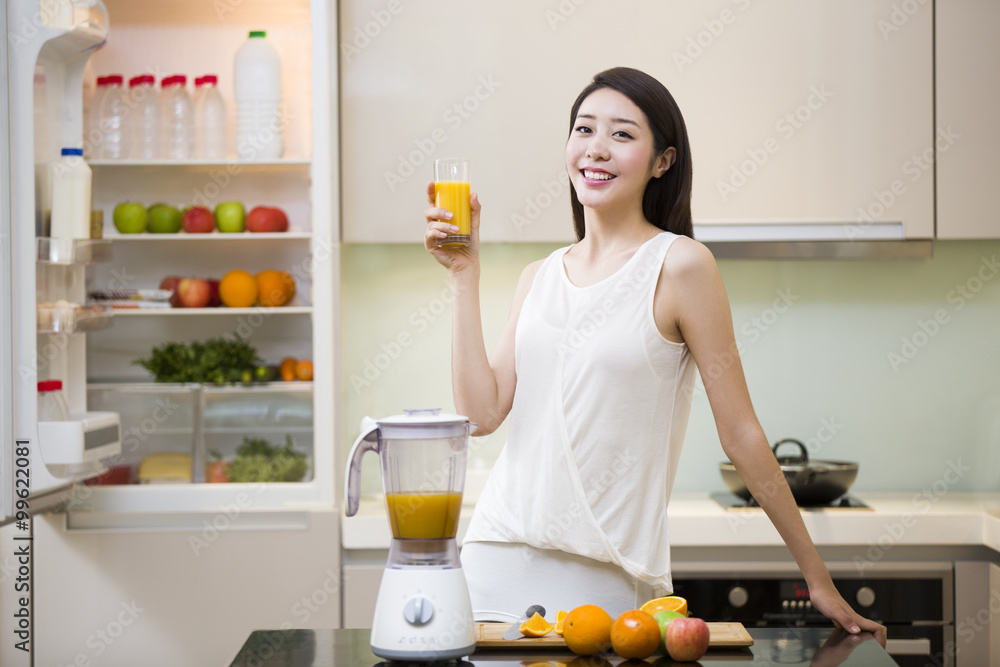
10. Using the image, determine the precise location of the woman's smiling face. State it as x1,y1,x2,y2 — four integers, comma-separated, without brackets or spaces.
566,87,672,215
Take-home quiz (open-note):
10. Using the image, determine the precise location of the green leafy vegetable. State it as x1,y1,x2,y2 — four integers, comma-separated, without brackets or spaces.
133,337,262,384
227,435,308,483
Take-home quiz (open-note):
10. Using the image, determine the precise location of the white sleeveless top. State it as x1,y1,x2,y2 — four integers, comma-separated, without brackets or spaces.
463,231,697,590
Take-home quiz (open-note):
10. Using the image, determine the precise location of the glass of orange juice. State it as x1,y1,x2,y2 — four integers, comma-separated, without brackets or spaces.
434,157,471,247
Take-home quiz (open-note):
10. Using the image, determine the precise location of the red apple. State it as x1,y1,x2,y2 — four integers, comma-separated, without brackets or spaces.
159,276,181,307
246,206,289,233
664,617,710,662
182,206,215,233
207,279,221,307
176,278,212,308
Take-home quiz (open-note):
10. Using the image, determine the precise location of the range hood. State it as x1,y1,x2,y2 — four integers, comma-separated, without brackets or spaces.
693,220,933,260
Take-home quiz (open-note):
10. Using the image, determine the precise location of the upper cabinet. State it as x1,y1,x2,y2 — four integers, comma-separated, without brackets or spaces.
340,0,933,244
936,0,1000,239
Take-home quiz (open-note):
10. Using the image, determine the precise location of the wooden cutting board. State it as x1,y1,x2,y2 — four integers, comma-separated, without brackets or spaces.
476,622,753,648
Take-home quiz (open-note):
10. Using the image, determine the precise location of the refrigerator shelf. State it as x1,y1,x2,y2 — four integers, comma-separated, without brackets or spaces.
88,158,310,168
112,306,312,316
37,302,113,334
36,237,113,264
103,231,312,241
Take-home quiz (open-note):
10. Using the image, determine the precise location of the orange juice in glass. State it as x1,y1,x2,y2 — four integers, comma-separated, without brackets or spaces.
434,158,471,247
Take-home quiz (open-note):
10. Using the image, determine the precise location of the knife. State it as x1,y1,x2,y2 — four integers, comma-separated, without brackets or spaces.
501,604,546,640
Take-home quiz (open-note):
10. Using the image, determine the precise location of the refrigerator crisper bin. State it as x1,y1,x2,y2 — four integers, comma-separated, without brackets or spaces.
86,382,313,485
87,383,200,484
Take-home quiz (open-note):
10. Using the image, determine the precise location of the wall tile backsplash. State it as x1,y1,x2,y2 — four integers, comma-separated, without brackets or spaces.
343,240,1000,496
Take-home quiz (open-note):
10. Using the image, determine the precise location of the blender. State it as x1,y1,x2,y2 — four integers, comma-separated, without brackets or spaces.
344,409,477,661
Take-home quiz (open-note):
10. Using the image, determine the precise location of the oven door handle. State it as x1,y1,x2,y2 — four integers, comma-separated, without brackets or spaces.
885,638,932,655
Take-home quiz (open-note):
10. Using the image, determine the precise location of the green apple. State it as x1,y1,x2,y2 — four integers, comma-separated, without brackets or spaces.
112,201,147,234
147,204,183,233
214,201,246,233
654,609,686,654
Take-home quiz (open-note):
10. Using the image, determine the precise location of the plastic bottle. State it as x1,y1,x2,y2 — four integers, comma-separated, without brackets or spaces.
86,76,109,159
194,75,228,160
97,74,127,159
128,74,161,160
38,380,70,421
234,30,283,160
50,148,92,241
162,75,195,160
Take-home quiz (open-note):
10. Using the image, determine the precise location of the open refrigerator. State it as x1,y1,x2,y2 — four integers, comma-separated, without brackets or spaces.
1,1,341,664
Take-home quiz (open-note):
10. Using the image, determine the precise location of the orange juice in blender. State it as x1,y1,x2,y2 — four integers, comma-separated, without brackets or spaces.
434,158,471,247
385,491,462,539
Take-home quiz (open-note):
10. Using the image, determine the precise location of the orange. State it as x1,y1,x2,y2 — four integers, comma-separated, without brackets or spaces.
553,610,568,636
639,596,688,618
519,612,554,638
256,270,296,307
279,357,297,382
562,604,612,656
219,270,258,308
295,359,313,381
610,610,660,660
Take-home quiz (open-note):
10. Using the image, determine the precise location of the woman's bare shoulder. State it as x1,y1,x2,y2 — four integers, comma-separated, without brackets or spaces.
663,235,718,280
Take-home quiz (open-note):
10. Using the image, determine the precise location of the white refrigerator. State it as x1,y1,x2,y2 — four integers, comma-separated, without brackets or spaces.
1,1,342,665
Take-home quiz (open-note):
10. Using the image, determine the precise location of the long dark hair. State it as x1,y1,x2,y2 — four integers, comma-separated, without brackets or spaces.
568,67,693,240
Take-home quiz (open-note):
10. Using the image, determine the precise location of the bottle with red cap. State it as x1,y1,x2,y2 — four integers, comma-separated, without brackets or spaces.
86,76,110,159
97,74,127,159
194,75,227,160
128,74,161,160
37,380,70,421
162,74,194,160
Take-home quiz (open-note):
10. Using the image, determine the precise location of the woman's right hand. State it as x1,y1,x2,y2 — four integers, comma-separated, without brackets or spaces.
423,180,481,274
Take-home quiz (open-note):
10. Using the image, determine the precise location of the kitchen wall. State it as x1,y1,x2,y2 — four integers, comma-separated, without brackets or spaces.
342,240,1000,496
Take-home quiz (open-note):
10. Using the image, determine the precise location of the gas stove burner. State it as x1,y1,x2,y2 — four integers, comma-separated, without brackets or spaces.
711,491,873,511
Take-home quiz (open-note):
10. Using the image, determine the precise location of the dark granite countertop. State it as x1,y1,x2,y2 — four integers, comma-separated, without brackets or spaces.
227,627,894,666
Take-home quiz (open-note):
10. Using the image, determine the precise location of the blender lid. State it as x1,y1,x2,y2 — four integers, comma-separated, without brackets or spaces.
376,408,474,438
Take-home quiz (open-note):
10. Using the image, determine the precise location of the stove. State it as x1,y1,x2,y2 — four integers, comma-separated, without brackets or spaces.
711,491,874,511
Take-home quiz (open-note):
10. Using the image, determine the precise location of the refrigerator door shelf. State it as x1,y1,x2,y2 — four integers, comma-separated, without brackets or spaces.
38,410,120,470
36,236,112,265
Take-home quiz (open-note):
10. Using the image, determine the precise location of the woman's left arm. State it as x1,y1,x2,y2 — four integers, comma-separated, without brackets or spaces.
657,238,887,647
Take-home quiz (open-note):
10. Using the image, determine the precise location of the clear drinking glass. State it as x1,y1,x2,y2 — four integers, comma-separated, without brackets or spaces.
433,158,471,247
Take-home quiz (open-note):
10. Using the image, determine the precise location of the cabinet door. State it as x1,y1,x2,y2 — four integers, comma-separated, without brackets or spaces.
936,0,1000,239
340,0,933,243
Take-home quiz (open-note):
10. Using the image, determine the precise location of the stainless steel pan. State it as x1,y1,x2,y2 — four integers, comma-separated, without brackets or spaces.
719,439,859,506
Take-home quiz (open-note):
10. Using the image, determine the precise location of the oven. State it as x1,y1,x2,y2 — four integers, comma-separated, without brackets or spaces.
671,561,954,667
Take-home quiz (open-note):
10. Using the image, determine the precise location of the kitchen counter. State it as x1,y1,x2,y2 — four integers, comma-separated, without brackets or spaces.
227,627,894,666
342,492,1000,556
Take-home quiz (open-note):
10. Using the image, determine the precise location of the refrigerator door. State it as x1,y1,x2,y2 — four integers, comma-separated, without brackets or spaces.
3,0,118,527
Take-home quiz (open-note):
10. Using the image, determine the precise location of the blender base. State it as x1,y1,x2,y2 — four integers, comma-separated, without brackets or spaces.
370,566,476,662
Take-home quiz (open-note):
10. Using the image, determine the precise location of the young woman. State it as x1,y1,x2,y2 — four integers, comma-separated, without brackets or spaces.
423,67,886,645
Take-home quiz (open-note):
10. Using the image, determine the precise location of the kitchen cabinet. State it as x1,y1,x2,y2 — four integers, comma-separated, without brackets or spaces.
935,0,1000,239
340,0,933,244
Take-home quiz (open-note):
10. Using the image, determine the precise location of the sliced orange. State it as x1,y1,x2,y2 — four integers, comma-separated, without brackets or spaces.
553,609,568,636
639,595,688,617
519,612,554,638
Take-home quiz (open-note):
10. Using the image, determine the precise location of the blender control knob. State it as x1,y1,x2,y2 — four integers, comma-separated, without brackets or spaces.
855,586,876,608
728,586,749,608
404,596,435,626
